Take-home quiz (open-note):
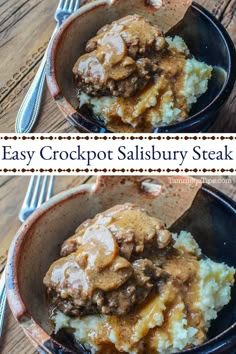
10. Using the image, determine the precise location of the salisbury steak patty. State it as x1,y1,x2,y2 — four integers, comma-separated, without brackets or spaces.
73,15,167,98
44,257,165,317
44,204,172,317
60,203,172,258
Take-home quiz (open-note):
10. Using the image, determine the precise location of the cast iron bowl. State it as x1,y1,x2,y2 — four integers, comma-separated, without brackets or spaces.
46,0,236,133
6,176,236,354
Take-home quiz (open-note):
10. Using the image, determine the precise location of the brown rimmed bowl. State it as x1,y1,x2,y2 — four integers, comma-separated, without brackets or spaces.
6,176,236,353
46,0,236,133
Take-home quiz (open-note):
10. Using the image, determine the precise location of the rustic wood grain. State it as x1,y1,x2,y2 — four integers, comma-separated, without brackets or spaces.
0,0,235,133
0,0,236,351
0,175,235,354
0,176,93,271
0,176,95,354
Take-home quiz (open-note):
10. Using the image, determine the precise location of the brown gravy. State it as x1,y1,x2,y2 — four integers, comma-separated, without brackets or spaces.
44,204,205,353
73,15,189,132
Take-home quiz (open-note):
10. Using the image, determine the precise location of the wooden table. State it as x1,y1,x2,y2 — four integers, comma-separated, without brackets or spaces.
0,176,96,354
0,0,236,133
0,175,235,354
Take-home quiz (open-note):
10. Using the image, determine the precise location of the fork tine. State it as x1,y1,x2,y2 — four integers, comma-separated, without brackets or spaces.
0,268,6,338
74,0,80,11
69,0,76,12
0,269,6,300
58,0,65,10
21,176,36,208
0,288,6,337
37,176,49,207
0,287,6,313
63,0,71,10
46,176,55,201
0,288,6,311
30,176,42,208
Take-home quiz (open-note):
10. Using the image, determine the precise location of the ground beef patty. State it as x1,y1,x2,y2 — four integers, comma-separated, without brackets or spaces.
44,204,172,317
46,259,166,317
73,15,167,98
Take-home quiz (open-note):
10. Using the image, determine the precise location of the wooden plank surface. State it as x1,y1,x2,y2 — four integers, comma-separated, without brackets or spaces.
0,0,236,352
0,176,93,272
0,0,236,133
0,175,235,354
0,176,95,354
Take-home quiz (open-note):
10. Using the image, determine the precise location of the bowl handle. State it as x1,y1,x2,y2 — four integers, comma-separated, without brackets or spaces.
94,176,202,227
108,0,192,32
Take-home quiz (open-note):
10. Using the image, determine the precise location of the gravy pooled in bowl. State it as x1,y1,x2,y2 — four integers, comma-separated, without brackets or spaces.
44,204,235,353
73,15,213,132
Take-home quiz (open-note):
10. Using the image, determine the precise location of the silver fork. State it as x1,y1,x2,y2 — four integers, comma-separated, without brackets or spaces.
0,176,55,337
15,0,81,134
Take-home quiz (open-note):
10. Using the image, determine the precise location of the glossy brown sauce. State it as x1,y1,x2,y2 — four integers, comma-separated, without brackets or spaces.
44,224,133,298
44,204,205,353
105,53,187,132
88,265,203,354
73,15,188,132
73,15,166,96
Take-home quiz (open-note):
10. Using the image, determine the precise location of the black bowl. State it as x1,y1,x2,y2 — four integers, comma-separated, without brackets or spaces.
39,183,236,354
61,2,236,134
153,2,236,133
170,184,236,353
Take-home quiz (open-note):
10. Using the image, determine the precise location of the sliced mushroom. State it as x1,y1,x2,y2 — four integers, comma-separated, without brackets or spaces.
81,225,119,270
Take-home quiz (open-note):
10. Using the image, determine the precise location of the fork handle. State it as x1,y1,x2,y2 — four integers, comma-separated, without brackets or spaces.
15,27,58,134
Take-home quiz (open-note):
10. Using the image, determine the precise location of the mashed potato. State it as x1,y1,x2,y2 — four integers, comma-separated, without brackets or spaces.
52,231,235,354
78,37,212,131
